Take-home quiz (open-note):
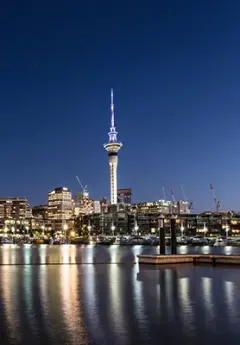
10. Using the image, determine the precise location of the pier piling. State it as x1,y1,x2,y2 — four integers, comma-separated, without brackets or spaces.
171,216,177,255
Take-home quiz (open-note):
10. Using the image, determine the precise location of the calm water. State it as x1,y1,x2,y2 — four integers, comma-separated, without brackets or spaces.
0,245,240,345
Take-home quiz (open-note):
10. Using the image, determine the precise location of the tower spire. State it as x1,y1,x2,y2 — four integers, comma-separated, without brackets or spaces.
108,88,118,143
111,88,115,128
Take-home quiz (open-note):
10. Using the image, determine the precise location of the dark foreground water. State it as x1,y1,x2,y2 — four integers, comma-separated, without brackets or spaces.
0,245,240,345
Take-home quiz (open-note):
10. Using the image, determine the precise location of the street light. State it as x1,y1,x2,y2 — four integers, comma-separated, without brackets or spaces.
25,226,29,236
41,225,45,236
203,222,208,237
225,225,229,239
134,225,139,233
180,222,184,237
87,224,92,237
63,223,68,238
111,225,115,237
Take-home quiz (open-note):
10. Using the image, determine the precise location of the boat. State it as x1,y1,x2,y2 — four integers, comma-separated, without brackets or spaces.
213,237,227,247
97,236,115,245
191,235,208,245
0,238,13,244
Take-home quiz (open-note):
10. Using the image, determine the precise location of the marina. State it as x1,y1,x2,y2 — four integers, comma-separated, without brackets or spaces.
0,245,240,345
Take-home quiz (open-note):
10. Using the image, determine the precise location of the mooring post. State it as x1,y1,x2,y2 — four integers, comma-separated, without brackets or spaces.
158,215,165,255
171,215,177,255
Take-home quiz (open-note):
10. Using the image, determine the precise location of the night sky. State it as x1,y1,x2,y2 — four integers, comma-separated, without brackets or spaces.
0,1,239,211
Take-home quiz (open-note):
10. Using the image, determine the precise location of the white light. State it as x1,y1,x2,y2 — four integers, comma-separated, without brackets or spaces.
63,223,68,231
111,225,115,231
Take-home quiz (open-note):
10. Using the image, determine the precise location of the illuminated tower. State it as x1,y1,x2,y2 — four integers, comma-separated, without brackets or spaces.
104,89,123,204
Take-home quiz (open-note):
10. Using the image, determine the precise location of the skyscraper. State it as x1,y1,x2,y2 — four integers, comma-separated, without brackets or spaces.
104,89,122,204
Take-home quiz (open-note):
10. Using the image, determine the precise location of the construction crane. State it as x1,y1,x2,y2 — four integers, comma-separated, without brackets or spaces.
210,184,220,213
180,184,187,201
162,186,166,200
76,176,88,198
170,190,176,202
181,184,194,211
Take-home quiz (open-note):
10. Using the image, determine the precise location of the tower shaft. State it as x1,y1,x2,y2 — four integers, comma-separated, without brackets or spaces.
109,153,118,204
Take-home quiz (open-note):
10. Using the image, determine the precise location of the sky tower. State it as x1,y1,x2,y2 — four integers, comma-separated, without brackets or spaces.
104,89,123,204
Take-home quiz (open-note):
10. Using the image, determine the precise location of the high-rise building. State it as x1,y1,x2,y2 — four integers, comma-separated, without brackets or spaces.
104,89,122,204
117,189,132,204
0,198,30,219
48,187,73,220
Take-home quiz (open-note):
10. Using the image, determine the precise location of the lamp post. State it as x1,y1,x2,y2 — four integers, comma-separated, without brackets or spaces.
63,222,68,238
203,222,208,237
225,225,229,239
25,226,29,236
41,225,45,237
87,221,92,238
111,224,116,237
180,222,184,237
134,225,139,234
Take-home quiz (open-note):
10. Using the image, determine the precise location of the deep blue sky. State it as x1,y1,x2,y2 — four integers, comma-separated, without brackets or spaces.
0,0,239,211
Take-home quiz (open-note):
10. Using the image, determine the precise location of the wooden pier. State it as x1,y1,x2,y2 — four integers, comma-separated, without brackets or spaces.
137,254,240,266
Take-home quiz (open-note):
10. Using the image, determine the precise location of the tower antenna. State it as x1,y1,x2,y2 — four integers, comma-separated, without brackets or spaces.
111,88,115,128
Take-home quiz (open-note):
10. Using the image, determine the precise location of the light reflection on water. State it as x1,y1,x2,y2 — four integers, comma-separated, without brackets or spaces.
0,247,240,344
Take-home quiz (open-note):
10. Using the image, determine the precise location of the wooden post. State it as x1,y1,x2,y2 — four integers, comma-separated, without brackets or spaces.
171,216,177,255
159,216,165,255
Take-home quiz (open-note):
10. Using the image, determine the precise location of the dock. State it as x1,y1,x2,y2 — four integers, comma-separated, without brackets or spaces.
137,254,240,266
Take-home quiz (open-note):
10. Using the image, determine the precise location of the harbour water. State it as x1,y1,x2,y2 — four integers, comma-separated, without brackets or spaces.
0,245,240,344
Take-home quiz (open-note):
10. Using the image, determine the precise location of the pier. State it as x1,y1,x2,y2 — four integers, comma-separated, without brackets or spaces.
137,254,240,265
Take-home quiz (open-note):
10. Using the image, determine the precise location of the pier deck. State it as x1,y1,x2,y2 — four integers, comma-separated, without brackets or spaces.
137,254,240,265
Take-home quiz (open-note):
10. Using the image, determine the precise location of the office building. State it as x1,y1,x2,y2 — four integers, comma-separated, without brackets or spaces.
48,187,73,220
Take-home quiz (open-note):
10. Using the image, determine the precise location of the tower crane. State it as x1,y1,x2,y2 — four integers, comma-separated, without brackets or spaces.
162,186,166,200
181,184,194,211
170,190,176,202
76,176,88,198
210,184,220,213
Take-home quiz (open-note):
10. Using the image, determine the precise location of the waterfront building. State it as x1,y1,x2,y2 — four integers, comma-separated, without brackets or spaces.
48,187,73,232
117,188,132,204
131,200,191,215
0,198,31,220
104,89,122,205
48,187,73,220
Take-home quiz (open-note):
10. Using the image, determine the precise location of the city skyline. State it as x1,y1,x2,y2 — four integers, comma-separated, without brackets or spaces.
0,1,240,211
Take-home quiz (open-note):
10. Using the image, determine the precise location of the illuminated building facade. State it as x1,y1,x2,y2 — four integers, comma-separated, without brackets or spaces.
48,187,73,220
104,89,122,205
0,198,31,219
